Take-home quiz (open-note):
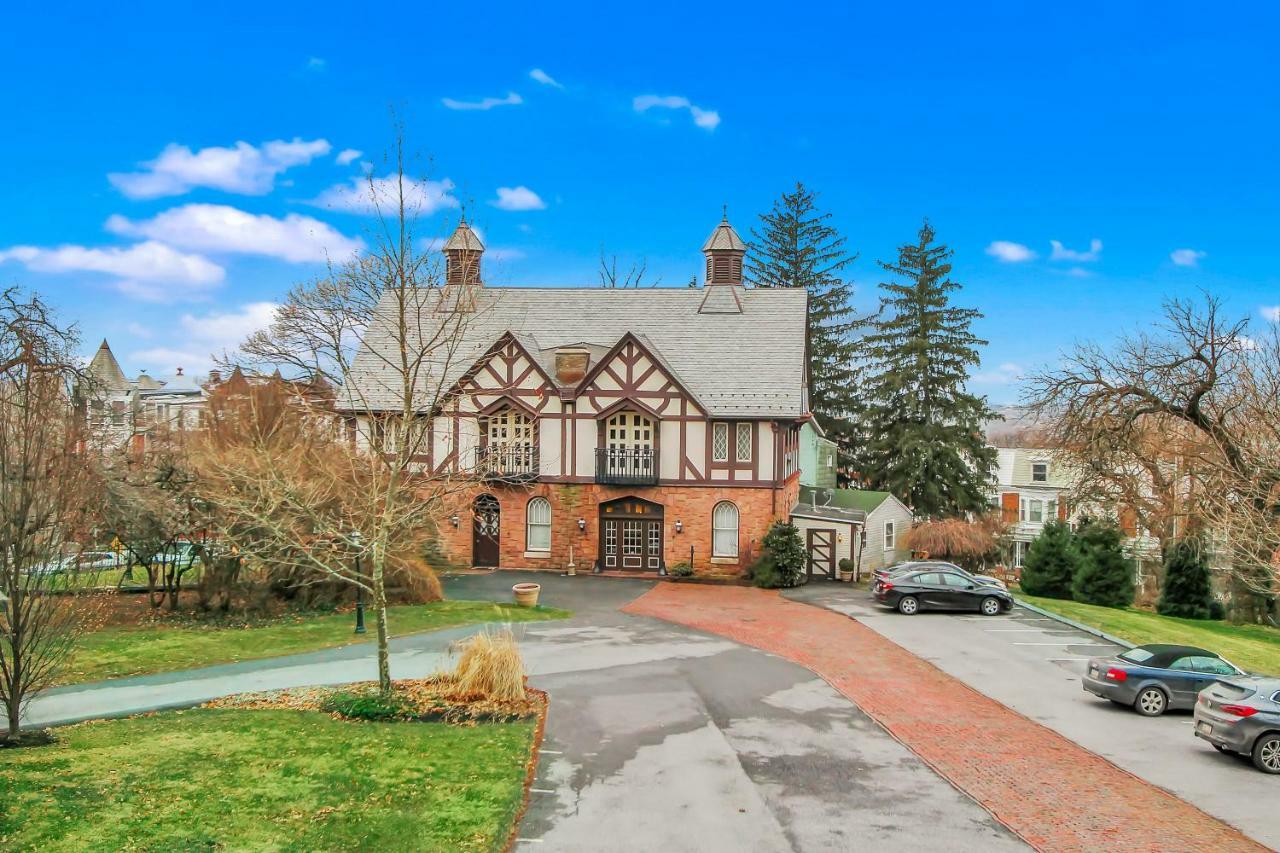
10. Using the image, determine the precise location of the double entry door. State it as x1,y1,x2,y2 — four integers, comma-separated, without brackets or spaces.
599,497,663,572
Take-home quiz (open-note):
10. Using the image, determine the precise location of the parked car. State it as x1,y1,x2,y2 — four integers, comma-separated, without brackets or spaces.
1082,644,1244,717
73,551,128,571
872,561,1007,593
873,568,1015,616
1194,677,1280,774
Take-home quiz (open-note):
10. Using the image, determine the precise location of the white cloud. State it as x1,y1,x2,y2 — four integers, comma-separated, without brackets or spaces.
491,186,546,211
0,240,224,301
335,148,362,165
108,138,332,199
312,175,459,215
441,92,523,111
306,56,326,72
1050,238,1102,263
973,362,1025,386
1063,267,1092,278
633,94,720,130
985,241,1036,263
106,204,363,263
126,322,153,339
1262,306,1280,323
1170,248,1206,267
529,68,563,89
129,301,280,373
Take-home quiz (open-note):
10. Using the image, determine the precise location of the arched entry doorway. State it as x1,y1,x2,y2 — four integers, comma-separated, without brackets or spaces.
599,496,663,572
472,494,500,567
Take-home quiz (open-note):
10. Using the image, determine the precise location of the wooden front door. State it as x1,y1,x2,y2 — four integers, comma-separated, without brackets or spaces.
472,494,500,567
806,528,837,580
599,497,663,572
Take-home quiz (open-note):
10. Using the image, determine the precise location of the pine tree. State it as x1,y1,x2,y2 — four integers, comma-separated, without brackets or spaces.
858,220,998,517
1072,519,1136,608
746,183,865,464
1157,536,1215,619
1019,520,1078,599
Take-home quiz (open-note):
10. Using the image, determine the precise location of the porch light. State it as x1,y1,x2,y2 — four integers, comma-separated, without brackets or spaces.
675,519,683,534
450,514,460,528
577,517,586,532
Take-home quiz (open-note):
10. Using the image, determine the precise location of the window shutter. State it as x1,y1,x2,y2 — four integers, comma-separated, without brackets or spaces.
1119,507,1138,537
1000,492,1019,524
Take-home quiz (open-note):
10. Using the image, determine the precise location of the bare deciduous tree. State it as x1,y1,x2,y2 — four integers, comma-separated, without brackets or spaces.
1024,294,1279,620
199,132,479,692
598,248,659,288
0,289,102,740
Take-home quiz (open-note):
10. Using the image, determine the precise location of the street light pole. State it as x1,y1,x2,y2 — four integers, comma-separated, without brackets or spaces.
351,532,366,635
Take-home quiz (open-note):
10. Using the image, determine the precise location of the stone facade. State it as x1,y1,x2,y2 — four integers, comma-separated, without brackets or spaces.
436,476,801,578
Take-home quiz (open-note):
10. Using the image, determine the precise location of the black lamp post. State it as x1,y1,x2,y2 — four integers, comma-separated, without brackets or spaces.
351,531,366,634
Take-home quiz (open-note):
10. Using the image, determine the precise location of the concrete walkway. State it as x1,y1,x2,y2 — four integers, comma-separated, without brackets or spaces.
626,582,1266,852
28,572,1023,852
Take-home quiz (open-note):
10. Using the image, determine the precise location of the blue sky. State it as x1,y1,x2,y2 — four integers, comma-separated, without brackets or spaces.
1,1,1276,403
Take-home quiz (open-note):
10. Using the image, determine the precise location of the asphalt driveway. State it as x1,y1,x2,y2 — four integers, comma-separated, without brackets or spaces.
786,584,1278,850
29,572,1023,852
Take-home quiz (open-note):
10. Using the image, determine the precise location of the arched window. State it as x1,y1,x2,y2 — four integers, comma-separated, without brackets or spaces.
712,501,739,558
526,497,551,552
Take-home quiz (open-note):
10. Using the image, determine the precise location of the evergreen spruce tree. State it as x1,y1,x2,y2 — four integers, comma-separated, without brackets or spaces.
746,183,865,464
1072,519,1136,608
1018,520,1078,600
1157,536,1215,619
858,220,998,517
750,520,808,589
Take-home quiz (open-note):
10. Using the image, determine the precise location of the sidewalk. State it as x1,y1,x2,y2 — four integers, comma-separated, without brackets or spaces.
624,583,1266,852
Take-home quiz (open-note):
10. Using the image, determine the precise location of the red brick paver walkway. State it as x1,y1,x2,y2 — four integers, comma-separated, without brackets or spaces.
623,584,1264,853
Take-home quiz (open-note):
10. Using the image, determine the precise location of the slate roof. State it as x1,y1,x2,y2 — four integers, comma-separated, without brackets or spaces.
702,217,747,252
342,285,809,418
443,221,484,251
87,340,130,392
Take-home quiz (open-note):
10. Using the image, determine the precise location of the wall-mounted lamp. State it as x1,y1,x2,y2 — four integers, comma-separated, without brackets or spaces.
674,519,683,534
577,517,586,532
450,514,460,528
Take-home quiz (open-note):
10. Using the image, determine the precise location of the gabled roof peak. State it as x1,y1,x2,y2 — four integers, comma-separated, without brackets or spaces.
443,219,485,252
702,214,746,252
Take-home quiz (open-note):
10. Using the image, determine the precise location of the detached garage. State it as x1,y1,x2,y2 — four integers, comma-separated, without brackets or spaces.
798,486,915,578
790,502,865,582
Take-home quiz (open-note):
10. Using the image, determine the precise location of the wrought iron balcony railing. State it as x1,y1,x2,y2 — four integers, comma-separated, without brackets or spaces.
477,444,539,481
595,447,658,485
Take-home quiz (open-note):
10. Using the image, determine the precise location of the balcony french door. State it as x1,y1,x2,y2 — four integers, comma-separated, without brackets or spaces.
598,411,657,485
481,409,536,479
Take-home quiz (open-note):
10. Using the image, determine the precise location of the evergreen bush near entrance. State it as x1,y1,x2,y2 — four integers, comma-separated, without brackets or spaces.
1158,537,1216,620
1072,519,1136,608
1018,521,1077,600
750,520,807,588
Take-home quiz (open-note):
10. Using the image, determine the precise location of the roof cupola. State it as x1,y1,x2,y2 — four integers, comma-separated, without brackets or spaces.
701,209,746,286
443,218,484,285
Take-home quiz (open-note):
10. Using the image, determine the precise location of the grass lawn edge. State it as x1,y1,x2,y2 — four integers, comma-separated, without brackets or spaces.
1014,597,1136,648
503,686,549,853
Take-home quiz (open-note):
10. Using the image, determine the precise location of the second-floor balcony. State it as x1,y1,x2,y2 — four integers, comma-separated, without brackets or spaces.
596,447,658,486
477,444,539,482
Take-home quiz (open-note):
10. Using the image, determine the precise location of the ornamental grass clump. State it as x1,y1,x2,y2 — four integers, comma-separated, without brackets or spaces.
446,629,526,702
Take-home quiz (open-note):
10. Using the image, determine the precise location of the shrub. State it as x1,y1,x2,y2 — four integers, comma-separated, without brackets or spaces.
838,558,856,576
1072,519,1135,608
669,561,694,578
320,689,415,721
444,629,526,701
1019,521,1078,599
751,521,806,589
1158,537,1216,619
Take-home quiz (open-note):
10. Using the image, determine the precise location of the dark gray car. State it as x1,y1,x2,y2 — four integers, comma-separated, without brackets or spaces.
1194,677,1280,774
1082,644,1244,716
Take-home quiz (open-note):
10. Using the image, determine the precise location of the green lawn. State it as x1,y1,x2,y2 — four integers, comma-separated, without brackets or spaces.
1018,594,1280,675
60,600,571,686
0,708,535,852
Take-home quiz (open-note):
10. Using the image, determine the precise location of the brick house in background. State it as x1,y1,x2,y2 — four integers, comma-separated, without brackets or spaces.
341,216,810,577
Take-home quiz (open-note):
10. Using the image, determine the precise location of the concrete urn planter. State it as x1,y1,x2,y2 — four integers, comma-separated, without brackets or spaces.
512,582,541,607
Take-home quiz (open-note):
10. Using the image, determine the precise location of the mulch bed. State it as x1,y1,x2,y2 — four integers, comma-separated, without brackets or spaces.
206,678,546,725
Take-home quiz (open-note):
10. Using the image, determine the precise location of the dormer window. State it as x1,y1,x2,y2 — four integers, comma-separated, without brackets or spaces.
1031,462,1048,483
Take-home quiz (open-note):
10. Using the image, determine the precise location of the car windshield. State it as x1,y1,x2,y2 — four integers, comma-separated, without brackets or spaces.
1118,648,1156,664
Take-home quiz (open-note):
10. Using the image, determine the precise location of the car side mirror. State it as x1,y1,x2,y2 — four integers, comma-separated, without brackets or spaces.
966,584,976,590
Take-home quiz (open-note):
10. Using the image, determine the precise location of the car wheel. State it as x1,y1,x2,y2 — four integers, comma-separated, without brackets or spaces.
979,596,1001,616
1253,733,1280,774
897,595,920,615
1134,686,1167,717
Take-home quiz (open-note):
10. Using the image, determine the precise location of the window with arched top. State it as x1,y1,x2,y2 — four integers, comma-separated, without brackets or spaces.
712,501,739,558
526,497,551,552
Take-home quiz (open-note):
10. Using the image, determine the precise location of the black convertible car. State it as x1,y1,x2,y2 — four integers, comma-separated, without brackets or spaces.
873,567,1015,616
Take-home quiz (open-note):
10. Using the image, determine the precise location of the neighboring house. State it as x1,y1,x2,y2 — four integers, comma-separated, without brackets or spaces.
798,486,913,574
799,420,838,490
341,216,810,577
991,447,1072,567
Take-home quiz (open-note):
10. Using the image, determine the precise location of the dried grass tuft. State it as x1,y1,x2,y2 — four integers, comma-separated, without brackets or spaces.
444,629,526,702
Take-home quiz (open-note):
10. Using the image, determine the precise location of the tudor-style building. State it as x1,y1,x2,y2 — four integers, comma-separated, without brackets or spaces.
342,216,810,577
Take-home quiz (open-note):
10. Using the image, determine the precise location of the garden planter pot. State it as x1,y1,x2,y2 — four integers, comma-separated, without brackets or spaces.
513,582,541,607
839,570,855,582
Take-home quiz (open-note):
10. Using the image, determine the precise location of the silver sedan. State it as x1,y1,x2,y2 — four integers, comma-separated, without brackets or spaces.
1195,677,1280,774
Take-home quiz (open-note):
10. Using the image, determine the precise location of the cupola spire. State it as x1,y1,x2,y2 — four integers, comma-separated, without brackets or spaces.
443,218,484,285
701,211,746,286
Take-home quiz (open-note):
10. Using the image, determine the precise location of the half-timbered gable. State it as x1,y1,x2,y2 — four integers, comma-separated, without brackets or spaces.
342,216,811,578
